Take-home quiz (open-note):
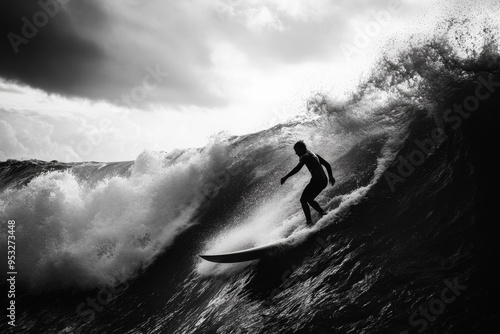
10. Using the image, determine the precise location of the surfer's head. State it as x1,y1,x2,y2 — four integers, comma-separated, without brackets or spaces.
293,140,307,156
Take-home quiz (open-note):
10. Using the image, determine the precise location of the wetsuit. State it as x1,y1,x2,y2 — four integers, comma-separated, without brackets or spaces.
299,150,327,222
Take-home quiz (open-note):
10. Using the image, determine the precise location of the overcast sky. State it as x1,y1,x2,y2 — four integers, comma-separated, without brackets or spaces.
0,0,497,161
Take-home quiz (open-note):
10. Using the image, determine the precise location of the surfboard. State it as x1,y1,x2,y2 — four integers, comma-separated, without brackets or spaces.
199,242,286,263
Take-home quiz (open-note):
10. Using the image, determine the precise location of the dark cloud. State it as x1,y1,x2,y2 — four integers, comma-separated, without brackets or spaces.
0,0,107,97
0,0,396,108
0,0,232,107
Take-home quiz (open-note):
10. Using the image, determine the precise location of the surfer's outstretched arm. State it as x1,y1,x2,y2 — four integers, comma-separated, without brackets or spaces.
281,161,304,184
318,154,335,186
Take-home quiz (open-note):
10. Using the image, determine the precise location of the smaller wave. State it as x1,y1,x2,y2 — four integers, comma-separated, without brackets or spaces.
0,139,233,291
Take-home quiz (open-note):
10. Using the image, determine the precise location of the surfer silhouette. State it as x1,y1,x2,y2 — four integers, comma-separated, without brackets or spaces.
281,141,335,226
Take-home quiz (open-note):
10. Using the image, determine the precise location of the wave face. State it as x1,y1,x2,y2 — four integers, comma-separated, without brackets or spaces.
1,18,499,334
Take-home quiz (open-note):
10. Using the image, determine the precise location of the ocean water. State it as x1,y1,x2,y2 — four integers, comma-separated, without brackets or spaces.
1,18,499,334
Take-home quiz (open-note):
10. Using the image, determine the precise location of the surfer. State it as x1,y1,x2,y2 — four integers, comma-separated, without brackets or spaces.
281,141,335,226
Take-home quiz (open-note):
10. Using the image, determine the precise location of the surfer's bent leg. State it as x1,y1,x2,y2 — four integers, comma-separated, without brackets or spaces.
309,200,325,215
301,180,326,222
310,181,326,214
300,183,314,222
300,180,327,222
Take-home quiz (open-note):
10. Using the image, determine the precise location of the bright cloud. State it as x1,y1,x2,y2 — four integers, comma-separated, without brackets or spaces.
1,0,493,161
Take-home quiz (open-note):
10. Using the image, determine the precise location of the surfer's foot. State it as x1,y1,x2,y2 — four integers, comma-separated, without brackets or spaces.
319,211,327,217
306,220,313,226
